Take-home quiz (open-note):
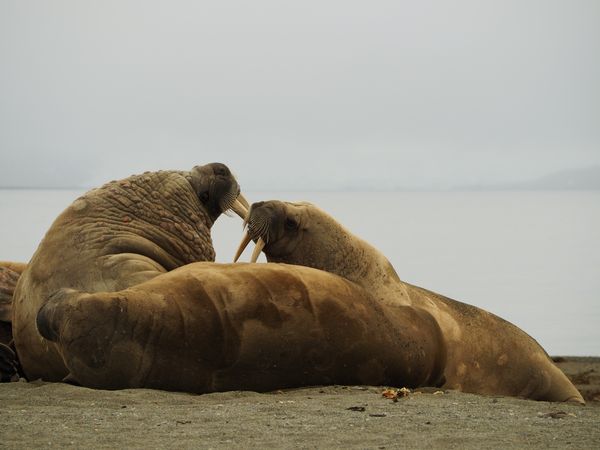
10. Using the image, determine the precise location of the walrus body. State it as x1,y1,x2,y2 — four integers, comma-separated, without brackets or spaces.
13,164,245,381
36,263,446,392
236,200,584,403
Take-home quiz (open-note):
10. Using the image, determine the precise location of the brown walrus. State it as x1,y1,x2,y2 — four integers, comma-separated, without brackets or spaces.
234,200,584,403
12,163,249,382
35,262,446,392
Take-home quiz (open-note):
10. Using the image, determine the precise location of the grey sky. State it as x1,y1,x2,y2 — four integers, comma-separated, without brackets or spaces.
1,0,599,190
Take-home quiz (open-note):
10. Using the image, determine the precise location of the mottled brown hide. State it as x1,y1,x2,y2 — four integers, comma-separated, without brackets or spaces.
36,263,446,393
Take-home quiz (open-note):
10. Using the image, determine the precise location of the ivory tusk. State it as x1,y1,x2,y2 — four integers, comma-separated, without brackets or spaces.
233,231,252,262
237,193,250,209
250,237,266,263
230,198,249,220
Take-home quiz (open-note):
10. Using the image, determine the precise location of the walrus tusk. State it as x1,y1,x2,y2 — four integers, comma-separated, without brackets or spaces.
237,193,250,209
250,237,266,263
233,231,252,262
230,198,249,220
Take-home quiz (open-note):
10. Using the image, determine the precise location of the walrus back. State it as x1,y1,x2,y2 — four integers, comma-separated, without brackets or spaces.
32,263,447,393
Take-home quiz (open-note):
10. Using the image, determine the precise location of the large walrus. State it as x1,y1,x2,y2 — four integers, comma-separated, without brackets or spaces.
234,200,584,403
35,262,446,392
12,163,249,382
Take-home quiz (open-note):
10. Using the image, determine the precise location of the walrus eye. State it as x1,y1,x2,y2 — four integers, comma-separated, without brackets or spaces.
285,217,298,231
200,192,209,203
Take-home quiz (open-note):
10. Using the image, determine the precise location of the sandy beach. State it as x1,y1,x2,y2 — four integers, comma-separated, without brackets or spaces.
1,357,598,449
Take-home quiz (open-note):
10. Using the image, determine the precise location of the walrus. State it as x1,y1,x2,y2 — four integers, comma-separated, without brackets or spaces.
234,200,584,403
12,163,249,382
35,262,447,392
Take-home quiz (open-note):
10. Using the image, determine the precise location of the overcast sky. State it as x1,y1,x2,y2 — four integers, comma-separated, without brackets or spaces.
1,0,599,190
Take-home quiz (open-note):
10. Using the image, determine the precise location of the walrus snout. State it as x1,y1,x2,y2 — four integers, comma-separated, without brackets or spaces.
234,200,303,263
233,201,278,263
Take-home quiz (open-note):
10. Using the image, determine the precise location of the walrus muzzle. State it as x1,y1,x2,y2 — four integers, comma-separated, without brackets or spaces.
233,203,269,263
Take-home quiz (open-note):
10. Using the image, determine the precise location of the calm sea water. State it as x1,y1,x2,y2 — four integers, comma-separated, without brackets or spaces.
1,189,598,356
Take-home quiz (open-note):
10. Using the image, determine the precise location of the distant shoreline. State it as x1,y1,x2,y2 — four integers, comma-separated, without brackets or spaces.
2,165,599,192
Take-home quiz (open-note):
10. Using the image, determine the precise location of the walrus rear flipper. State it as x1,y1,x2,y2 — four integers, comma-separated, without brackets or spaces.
544,364,585,405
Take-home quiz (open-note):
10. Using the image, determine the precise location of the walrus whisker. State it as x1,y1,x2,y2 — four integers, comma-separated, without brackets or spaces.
233,231,252,262
219,189,237,211
219,184,249,219
257,220,271,244
257,220,268,240
250,237,266,263
248,217,266,240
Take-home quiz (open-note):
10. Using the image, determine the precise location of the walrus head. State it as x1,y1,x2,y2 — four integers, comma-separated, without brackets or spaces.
233,200,364,277
188,163,249,222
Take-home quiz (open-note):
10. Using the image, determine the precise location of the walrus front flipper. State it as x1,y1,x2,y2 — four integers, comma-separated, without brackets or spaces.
36,288,81,343
35,288,169,391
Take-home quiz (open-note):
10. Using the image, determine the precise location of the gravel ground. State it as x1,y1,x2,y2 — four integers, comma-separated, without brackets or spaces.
1,357,598,449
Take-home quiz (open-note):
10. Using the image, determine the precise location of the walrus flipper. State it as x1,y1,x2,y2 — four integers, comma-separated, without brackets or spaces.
36,289,138,390
36,288,80,343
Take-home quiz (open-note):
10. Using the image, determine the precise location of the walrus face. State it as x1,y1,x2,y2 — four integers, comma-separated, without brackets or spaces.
236,201,306,262
188,163,249,222
234,200,341,271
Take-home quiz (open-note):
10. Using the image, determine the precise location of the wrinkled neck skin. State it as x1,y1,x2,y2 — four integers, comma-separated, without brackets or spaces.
70,170,216,268
267,209,411,307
